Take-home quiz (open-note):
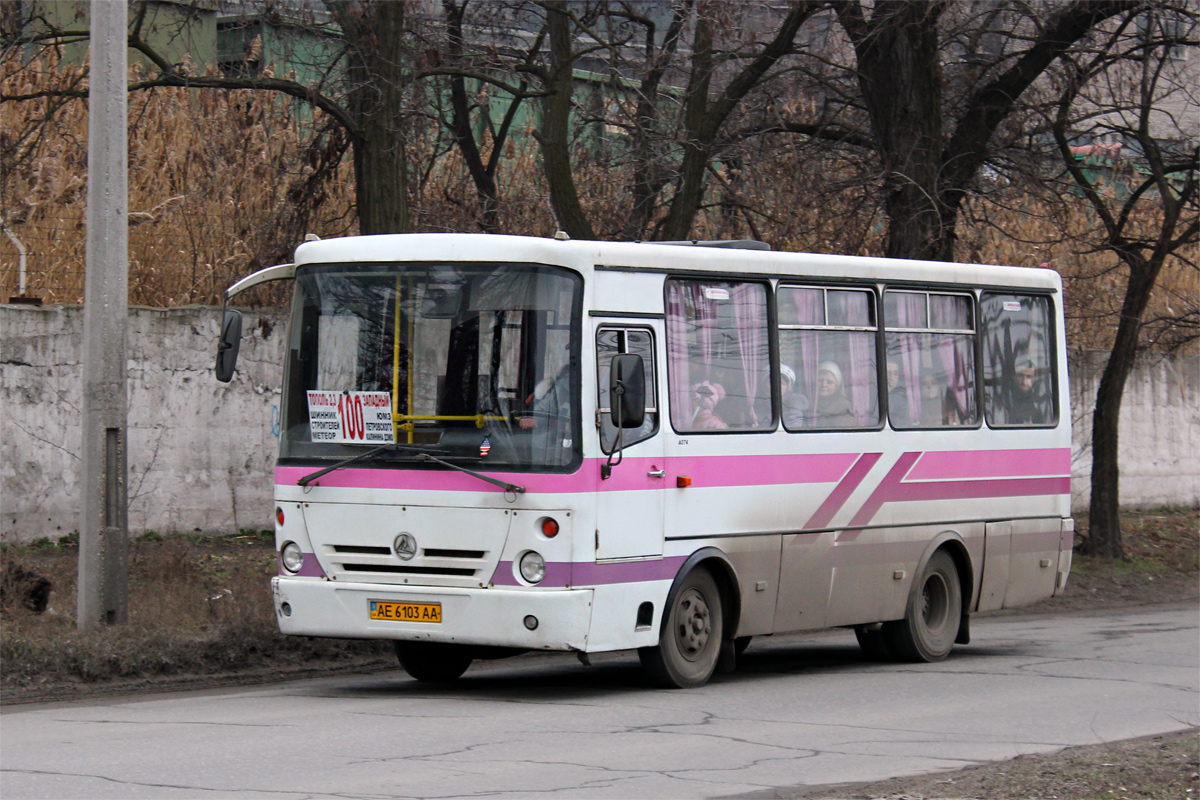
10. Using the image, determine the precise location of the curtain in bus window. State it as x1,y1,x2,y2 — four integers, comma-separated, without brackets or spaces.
666,280,769,432
777,287,823,426
666,282,716,430
830,290,878,427
733,284,767,426
930,294,978,425
889,292,925,426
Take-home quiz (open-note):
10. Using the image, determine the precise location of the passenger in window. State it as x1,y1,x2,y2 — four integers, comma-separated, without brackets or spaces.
691,381,728,430
918,372,945,427
1007,358,1049,424
886,360,909,424
812,362,855,428
919,371,964,426
780,364,810,428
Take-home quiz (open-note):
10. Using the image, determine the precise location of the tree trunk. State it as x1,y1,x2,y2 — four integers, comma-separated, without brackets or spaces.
334,1,411,235
841,0,946,261
539,1,595,240
1082,264,1161,559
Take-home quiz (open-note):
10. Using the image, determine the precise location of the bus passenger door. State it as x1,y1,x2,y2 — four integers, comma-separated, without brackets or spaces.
594,324,666,560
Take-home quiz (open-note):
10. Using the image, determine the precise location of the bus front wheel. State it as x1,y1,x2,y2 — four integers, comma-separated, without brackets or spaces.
394,641,473,682
639,567,724,688
885,550,961,662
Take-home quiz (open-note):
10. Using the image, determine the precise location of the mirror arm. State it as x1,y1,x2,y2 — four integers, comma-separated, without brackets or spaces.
601,383,625,480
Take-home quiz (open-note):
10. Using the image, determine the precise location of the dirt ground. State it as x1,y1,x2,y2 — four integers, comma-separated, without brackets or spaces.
2,508,1197,799
786,727,1199,800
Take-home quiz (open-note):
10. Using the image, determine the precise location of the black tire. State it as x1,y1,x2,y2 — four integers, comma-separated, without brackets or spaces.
854,626,896,661
394,641,473,682
885,550,962,662
639,567,724,688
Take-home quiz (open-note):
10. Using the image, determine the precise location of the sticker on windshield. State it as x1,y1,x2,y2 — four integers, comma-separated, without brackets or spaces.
307,391,395,444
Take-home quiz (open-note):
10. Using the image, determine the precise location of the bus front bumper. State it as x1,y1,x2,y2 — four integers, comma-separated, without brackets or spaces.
271,576,594,651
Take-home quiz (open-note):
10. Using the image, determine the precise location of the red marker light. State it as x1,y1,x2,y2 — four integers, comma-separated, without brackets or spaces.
542,518,560,538
677,476,692,488
276,507,285,526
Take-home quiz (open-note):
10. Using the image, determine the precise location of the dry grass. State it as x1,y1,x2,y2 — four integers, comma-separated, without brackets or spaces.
0,530,390,701
1,51,356,306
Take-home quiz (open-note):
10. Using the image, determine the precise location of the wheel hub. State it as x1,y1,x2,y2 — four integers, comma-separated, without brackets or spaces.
675,587,711,661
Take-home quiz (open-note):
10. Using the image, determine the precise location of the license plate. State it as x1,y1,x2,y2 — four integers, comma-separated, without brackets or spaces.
369,600,442,623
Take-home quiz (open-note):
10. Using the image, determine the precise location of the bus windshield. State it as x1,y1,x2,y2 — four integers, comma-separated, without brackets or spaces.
280,261,582,472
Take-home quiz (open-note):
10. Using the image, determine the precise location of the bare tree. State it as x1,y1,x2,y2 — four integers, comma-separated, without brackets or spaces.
2,0,417,236
1046,4,1198,558
830,0,1141,261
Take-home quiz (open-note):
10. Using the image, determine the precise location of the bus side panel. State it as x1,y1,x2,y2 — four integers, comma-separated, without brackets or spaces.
719,535,782,638
978,521,1011,612
1002,517,1061,608
822,524,983,628
774,532,834,632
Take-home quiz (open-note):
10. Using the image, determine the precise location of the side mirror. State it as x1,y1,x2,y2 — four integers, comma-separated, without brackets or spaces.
215,309,243,383
609,353,645,429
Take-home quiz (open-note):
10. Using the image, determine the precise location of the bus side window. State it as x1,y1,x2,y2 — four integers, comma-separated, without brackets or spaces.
884,290,978,429
665,280,772,433
777,286,880,431
981,294,1056,427
597,327,659,452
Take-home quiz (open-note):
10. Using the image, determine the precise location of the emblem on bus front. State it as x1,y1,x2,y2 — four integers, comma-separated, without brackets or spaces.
393,533,417,561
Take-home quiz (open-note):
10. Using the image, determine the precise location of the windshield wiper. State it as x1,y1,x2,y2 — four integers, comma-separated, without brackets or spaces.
297,442,445,487
416,453,526,494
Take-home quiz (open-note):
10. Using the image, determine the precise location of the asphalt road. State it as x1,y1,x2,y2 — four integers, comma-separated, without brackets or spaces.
2,604,1197,800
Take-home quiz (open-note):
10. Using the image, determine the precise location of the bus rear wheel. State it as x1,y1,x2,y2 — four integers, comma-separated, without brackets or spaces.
394,641,473,682
639,567,724,689
885,550,961,662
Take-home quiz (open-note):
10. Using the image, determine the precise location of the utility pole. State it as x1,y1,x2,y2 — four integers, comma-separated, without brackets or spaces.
78,0,129,629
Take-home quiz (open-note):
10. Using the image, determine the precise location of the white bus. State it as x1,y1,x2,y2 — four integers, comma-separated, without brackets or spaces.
216,233,1073,688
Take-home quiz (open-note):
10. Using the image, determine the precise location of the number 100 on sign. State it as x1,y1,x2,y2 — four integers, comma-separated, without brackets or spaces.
306,391,395,444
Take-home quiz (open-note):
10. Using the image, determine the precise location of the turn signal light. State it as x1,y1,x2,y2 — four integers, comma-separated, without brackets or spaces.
677,476,692,488
541,517,560,538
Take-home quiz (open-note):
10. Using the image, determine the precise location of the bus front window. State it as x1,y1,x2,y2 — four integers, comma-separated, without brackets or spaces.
280,262,582,472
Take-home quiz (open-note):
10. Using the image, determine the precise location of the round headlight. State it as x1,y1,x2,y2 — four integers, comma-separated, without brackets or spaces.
281,541,304,573
518,551,546,584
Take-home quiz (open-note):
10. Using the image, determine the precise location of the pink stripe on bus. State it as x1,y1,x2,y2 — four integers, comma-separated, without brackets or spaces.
276,452,858,493
906,448,1071,481
848,452,1070,527
667,453,860,488
804,452,883,529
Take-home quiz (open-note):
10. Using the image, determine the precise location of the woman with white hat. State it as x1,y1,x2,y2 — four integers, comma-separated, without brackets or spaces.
779,364,809,428
814,361,855,427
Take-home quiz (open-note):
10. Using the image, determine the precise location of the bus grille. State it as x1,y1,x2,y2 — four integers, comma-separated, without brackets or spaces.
321,544,492,586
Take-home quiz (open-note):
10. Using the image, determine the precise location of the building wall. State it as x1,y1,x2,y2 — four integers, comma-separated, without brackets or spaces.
1,304,1196,542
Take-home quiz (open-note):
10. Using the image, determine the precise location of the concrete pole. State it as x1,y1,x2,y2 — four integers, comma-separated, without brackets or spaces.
78,0,129,630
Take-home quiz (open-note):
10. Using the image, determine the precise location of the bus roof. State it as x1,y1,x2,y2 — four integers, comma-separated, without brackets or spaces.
293,233,1062,292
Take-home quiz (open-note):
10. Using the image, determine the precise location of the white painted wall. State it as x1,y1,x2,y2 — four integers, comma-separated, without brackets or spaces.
1070,351,1200,511
2,305,1196,542
2,305,284,541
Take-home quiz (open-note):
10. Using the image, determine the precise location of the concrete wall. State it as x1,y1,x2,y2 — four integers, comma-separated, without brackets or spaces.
1070,351,1200,511
2,305,284,541
2,305,1197,542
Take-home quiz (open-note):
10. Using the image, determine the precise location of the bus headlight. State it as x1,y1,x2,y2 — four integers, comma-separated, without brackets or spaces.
519,551,546,584
281,541,304,573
